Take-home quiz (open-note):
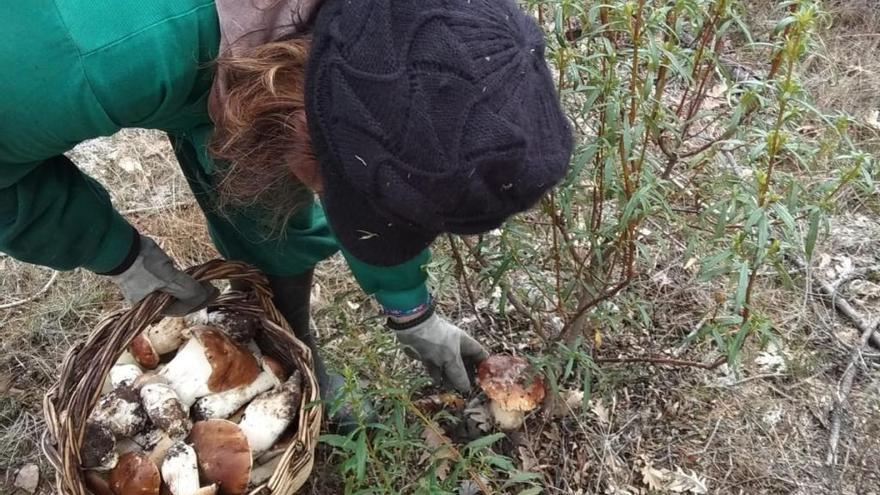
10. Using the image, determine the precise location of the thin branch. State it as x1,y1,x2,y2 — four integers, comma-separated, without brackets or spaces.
826,319,879,466
595,353,727,370
788,255,880,348
0,270,60,310
120,200,195,215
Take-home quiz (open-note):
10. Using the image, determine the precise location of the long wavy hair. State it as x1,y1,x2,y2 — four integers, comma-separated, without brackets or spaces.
208,35,319,228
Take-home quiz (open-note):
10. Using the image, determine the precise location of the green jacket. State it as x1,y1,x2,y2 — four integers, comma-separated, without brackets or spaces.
0,0,429,312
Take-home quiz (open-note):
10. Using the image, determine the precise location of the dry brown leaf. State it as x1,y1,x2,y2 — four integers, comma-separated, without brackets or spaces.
421,423,456,480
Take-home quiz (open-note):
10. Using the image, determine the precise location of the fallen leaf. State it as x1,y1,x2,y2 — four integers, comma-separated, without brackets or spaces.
14,464,39,494
421,423,456,481
465,402,493,433
666,467,709,494
518,446,539,472
591,399,610,425
641,463,667,492
548,389,585,418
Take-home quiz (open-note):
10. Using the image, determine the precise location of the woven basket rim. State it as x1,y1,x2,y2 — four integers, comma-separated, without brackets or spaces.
41,259,322,495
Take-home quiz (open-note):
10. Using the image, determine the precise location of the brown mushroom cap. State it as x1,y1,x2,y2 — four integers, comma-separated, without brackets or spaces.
477,355,545,412
261,355,289,382
108,452,160,495
192,327,261,393
129,334,160,370
189,420,253,495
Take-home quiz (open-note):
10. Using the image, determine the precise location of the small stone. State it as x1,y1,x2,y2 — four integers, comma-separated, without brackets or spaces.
14,464,39,494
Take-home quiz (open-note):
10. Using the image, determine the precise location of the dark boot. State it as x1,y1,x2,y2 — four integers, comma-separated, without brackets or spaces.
267,272,362,433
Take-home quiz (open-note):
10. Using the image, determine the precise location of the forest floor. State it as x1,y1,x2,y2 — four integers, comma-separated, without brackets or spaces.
2,1,880,494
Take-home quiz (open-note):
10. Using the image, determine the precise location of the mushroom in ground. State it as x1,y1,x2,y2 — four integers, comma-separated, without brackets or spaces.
189,420,252,495
238,370,302,455
89,385,150,438
476,355,546,430
139,376,192,439
162,441,218,495
81,422,118,471
108,452,160,495
160,326,261,408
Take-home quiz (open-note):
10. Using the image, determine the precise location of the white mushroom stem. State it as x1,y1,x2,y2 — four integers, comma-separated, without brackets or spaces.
160,327,261,409
238,372,301,455
140,380,192,439
147,434,175,467
110,364,143,389
192,371,278,421
162,442,200,495
488,400,525,430
160,337,215,408
89,386,149,437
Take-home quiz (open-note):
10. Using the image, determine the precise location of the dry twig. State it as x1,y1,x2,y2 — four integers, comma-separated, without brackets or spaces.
788,255,880,347
0,270,59,310
825,319,879,466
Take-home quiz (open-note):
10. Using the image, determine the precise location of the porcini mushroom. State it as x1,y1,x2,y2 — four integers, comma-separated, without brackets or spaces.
189,420,252,495
204,311,261,343
85,471,115,495
238,371,302,455
139,377,191,439
477,355,546,430
110,364,143,390
108,452,160,495
261,355,289,382
160,327,261,408
161,441,218,495
81,422,118,471
89,386,150,437
191,368,279,421
145,317,189,355
129,333,161,370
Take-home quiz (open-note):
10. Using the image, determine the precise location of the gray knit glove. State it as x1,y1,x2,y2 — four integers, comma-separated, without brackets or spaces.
392,312,488,393
109,236,217,316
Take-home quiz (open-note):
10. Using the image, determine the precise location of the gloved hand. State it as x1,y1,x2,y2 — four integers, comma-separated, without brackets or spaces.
391,310,488,393
109,235,217,316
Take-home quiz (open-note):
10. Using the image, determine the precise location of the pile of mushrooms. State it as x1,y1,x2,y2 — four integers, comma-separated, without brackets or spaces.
82,312,303,495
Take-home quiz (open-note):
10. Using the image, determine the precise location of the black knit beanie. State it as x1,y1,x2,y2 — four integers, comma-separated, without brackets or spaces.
305,0,573,266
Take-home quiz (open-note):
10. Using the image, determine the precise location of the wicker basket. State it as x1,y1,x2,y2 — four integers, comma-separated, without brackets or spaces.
41,260,322,495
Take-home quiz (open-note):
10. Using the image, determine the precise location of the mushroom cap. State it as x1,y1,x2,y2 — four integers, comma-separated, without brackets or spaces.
108,452,160,495
191,327,261,393
129,334,160,370
261,355,289,382
146,317,188,355
189,420,253,495
477,355,545,412
81,422,118,471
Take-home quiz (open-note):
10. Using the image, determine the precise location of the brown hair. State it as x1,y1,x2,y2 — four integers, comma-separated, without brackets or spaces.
208,36,320,227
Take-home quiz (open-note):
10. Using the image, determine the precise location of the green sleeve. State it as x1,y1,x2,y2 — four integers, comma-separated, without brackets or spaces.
341,247,432,313
0,156,135,272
